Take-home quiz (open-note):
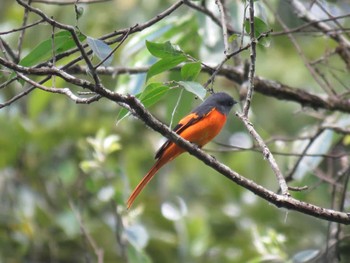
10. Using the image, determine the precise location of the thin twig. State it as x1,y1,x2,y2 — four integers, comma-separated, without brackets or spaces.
16,72,101,103
242,0,256,116
69,201,104,263
211,142,350,159
17,0,32,61
94,27,132,69
271,13,350,36
0,37,18,62
0,19,45,36
265,0,336,96
184,0,237,35
287,0,350,48
287,0,350,68
170,88,184,129
237,113,290,196
215,0,230,54
16,0,102,87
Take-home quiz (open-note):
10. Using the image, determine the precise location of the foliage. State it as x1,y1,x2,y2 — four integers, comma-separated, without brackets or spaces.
1,0,350,262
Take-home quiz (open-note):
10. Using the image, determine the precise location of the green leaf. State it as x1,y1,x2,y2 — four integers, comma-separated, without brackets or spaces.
116,83,170,122
18,30,86,67
145,40,183,59
178,81,206,100
244,16,271,47
181,61,201,81
146,56,187,81
139,82,169,105
87,36,113,66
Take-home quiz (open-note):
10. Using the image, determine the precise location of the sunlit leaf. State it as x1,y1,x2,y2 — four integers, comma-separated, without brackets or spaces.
344,135,350,145
181,61,201,81
146,55,187,81
146,40,183,59
125,224,149,249
139,82,170,106
178,81,206,100
80,160,100,173
18,30,86,67
244,16,271,47
292,249,320,262
293,129,334,180
87,36,113,66
103,134,122,154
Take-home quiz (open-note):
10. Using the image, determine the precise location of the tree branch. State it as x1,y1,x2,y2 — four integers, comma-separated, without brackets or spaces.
237,114,290,196
84,88,350,224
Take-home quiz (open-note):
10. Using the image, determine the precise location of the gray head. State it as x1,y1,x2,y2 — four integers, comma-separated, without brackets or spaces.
193,92,237,116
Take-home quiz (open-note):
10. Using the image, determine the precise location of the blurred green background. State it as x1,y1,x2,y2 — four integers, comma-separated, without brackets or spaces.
1,0,350,262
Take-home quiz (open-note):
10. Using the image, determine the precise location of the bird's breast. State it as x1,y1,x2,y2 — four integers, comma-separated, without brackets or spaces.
180,109,226,146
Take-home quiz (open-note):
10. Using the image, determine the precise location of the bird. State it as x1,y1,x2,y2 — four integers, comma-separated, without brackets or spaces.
127,92,237,209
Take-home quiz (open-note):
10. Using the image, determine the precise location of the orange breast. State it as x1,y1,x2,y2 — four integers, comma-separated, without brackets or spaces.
180,109,226,146
160,109,226,162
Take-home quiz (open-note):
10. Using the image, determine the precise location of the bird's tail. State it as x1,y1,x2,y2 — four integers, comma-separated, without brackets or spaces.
126,158,166,209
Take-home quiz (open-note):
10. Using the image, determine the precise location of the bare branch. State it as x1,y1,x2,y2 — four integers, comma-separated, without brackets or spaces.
287,0,350,69
237,113,290,196
215,0,230,54
64,63,350,113
285,129,323,182
17,0,32,61
0,19,45,36
271,13,350,36
16,72,101,104
265,0,337,96
242,0,256,116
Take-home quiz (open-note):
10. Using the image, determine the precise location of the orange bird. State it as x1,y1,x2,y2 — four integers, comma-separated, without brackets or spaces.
127,92,237,209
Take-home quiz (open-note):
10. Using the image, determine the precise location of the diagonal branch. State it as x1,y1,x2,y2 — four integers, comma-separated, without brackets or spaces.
16,72,101,104
237,114,289,196
287,0,350,69
85,88,350,224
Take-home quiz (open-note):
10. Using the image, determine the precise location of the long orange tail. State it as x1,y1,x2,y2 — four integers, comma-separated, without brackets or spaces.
127,158,167,209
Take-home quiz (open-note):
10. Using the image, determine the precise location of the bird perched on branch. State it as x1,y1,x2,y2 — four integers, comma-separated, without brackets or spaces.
127,92,237,209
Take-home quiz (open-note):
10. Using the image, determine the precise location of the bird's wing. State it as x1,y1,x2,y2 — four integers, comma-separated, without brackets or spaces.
155,108,215,159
